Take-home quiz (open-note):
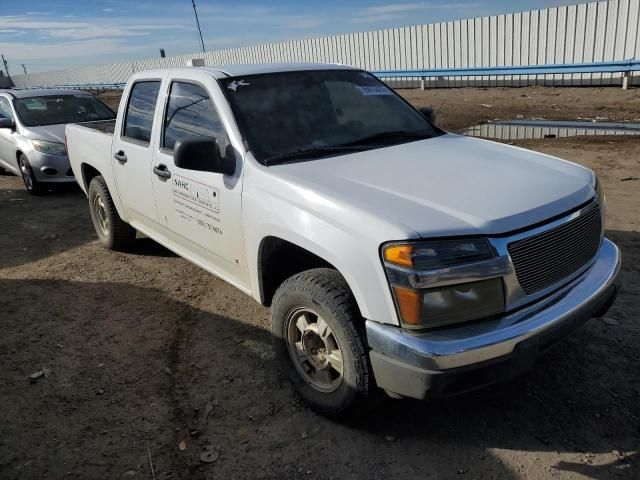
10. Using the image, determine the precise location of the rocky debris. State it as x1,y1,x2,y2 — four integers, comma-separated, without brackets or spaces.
199,446,220,464
29,368,51,384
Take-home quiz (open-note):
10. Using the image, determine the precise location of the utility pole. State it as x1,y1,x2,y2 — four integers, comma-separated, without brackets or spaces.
191,0,206,53
22,64,27,75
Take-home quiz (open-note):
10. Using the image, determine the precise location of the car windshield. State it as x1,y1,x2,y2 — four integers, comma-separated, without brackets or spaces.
220,70,442,164
13,94,115,127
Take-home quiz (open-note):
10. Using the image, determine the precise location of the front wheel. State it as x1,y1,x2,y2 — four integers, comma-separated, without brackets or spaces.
19,154,45,195
88,176,135,251
271,268,378,417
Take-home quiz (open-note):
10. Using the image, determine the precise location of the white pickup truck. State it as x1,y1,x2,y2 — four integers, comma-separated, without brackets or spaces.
66,63,620,416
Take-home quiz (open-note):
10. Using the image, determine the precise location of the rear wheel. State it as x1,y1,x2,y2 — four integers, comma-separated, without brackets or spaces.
88,175,135,251
271,268,378,417
19,154,45,195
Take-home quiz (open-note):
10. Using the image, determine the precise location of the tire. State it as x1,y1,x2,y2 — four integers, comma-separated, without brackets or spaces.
271,268,378,417
19,154,45,195
88,175,135,251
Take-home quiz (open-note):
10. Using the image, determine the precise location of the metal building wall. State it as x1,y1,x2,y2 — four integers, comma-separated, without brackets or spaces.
10,0,640,88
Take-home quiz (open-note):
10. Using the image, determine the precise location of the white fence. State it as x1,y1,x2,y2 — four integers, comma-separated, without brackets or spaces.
10,0,640,88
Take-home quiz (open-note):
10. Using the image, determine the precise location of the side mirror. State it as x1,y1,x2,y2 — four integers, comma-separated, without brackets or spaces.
174,136,235,176
419,107,436,124
0,117,14,129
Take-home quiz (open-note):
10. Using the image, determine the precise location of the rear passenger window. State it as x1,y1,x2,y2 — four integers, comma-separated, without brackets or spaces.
123,81,160,145
162,82,229,152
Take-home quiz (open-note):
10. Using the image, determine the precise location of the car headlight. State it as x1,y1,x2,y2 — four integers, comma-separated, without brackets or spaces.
382,239,506,329
32,140,66,155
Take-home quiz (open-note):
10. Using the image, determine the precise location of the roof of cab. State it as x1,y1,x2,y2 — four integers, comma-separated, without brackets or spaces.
129,63,357,81
0,88,90,98
202,62,357,78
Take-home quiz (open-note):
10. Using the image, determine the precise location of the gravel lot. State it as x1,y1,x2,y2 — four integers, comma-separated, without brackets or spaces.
0,87,638,479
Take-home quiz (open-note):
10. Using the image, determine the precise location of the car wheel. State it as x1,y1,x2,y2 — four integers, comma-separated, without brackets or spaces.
271,268,379,417
19,154,45,195
88,175,135,251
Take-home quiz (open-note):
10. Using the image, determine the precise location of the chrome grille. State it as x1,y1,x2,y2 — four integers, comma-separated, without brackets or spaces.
508,205,602,295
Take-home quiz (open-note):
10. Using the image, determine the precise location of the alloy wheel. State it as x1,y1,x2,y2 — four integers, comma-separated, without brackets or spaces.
92,193,110,236
286,307,344,393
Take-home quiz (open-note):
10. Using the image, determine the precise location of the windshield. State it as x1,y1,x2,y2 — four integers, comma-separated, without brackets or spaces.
13,94,115,127
220,70,442,164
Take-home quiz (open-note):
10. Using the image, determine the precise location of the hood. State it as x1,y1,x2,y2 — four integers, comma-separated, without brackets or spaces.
271,134,595,237
20,124,67,144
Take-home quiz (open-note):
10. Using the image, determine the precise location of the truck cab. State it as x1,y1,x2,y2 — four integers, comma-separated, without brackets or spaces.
65,63,620,416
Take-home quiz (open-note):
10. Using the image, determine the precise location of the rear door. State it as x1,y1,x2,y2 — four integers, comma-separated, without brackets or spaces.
150,73,249,289
112,79,163,232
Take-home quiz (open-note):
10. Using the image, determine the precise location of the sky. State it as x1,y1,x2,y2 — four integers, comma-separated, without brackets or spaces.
0,0,587,74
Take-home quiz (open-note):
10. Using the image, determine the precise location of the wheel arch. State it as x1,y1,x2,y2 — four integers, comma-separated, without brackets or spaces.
256,235,367,320
80,163,102,192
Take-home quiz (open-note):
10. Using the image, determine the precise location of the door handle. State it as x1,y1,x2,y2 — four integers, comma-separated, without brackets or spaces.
153,164,172,180
114,150,127,164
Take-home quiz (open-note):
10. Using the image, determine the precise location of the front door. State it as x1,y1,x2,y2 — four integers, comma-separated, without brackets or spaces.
112,80,163,232
0,96,18,174
151,77,248,289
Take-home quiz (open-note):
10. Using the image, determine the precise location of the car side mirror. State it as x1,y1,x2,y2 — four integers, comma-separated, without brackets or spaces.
0,117,14,129
419,107,436,124
174,136,235,176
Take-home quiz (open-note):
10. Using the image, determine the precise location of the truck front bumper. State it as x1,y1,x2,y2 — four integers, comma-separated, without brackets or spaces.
367,238,621,400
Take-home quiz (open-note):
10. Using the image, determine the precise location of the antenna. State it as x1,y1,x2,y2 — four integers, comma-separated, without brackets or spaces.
1,54,10,78
191,0,206,53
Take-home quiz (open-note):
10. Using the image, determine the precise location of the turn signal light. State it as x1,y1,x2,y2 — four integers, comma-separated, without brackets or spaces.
392,286,421,325
384,244,413,268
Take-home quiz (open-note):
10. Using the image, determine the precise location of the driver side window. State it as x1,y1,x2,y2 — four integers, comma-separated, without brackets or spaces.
0,97,13,120
162,81,230,154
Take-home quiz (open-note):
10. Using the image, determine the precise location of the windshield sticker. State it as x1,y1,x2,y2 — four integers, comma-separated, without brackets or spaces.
227,79,250,91
355,85,393,96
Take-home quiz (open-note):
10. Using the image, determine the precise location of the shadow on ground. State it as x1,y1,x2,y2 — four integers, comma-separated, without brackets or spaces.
0,185,93,269
0,167,638,479
0,229,637,480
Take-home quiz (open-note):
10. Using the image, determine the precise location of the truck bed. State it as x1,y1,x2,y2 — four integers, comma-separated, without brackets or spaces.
66,121,116,195
76,119,116,135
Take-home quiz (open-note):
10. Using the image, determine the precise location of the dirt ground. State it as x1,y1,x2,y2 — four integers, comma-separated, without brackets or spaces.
398,86,640,132
1,88,639,480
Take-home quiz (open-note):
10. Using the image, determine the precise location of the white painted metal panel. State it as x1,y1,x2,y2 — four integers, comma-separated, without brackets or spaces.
565,5,577,84
481,16,490,82
603,0,619,83
14,1,640,89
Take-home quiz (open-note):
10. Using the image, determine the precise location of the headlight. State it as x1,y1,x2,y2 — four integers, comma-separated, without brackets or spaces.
32,140,66,155
382,239,506,329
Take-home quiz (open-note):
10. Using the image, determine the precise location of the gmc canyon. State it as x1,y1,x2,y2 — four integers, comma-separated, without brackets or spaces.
65,63,620,416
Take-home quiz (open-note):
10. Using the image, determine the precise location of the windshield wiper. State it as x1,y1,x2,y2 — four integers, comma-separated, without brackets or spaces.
341,129,432,147
263,130,433,166
263,145,366,166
